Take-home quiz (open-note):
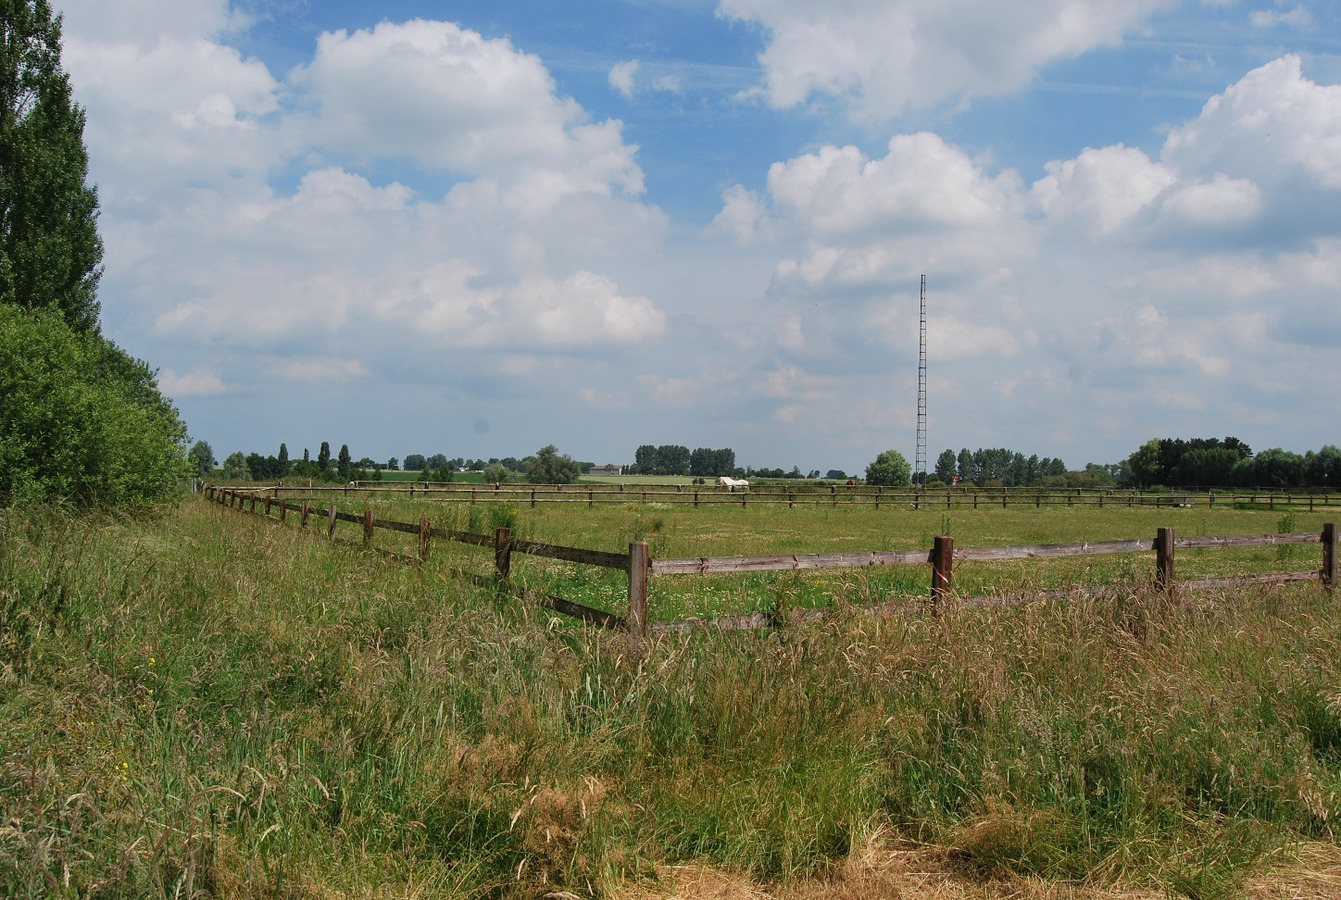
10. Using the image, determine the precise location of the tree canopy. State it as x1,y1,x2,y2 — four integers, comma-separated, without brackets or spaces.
524,445,581,484
1,0,102,332
865,449,912,487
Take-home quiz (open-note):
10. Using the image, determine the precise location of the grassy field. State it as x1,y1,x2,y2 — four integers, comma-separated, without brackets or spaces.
296,494,1336,623
2,498,1340,898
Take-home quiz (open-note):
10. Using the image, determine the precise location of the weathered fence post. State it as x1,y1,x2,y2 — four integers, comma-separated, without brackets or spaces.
931,536,954,607
301,501,310,528
363,509,374,547
327,505,337,541
1322,523,1337,590
419,517,431,561
265,496,273,516
627,541,650,643
249,494,257,514
1155,527,1175,596
495,527,512,582
279,499,287,523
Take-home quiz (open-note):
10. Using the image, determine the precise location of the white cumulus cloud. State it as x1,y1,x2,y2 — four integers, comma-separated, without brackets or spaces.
718,0,1171,120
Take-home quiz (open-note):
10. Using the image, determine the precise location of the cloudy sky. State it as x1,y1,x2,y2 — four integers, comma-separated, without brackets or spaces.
55,0,1341,473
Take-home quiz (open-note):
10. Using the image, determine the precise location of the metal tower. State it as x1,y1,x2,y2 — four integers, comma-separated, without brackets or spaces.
915,274,927,486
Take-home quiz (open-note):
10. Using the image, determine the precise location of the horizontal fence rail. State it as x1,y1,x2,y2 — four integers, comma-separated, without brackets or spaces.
204,487,1337,642
209,481,1336,511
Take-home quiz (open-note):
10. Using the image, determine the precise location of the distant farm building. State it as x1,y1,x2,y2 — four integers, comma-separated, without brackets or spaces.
588,464,623,476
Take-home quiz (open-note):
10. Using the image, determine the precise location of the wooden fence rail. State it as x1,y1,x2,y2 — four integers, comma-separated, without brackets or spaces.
205,487,1337,641
214,482,1336,511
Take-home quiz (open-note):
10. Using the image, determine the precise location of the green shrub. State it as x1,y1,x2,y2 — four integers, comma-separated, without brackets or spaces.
0,305,189,505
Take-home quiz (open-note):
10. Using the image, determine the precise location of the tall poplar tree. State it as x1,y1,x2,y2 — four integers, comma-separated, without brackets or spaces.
0,0,102,332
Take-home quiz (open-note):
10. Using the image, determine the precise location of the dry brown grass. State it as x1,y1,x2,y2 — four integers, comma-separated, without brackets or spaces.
613,839,1341,900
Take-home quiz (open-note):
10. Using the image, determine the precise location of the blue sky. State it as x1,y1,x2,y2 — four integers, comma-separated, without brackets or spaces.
54,0,1341,473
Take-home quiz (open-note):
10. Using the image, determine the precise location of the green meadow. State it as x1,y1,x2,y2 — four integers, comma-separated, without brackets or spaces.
2,497,1339,898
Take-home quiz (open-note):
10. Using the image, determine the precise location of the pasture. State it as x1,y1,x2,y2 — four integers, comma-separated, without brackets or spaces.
271,491,1337,624
2,497,1340,899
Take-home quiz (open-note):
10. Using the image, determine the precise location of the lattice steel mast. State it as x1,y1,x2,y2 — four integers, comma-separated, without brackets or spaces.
915,274,927,486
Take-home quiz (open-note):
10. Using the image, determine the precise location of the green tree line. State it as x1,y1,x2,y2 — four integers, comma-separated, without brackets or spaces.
632,444,737,477
1124,437,1340,490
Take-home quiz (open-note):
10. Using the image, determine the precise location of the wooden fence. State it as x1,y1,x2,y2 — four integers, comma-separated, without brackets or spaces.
219,482,1337,511
205,486,1337,639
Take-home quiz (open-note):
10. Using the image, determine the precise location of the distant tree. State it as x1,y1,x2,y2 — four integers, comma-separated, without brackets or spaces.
1304,445,1341,488
277,443,289,475
525,444,581,484
1123,437,1253,488
825,469,846,480
1079,463,1117,487
956,448,973,484
337,444,352,481
482,462,509,484
188,440,215,478
425,464,453,482
222,451,249,481
403,454,426,471
690,447,735,478
426,453,449,470
317,442,331,472
934,449,957,484
500,456,521,471
865,449,912,487
663,445,691,476
1236,448,1304,489
1173,447,1239,487
387,457,399,471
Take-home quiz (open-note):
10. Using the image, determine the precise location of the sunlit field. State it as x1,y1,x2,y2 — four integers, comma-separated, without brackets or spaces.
277,492,1336,623
3,498,1339,898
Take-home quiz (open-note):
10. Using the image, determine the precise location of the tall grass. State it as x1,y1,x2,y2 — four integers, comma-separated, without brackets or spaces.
2,501,1339,897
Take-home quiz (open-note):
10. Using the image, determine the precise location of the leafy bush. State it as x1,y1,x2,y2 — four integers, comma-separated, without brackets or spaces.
865,448,912,486
0,306,189,505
